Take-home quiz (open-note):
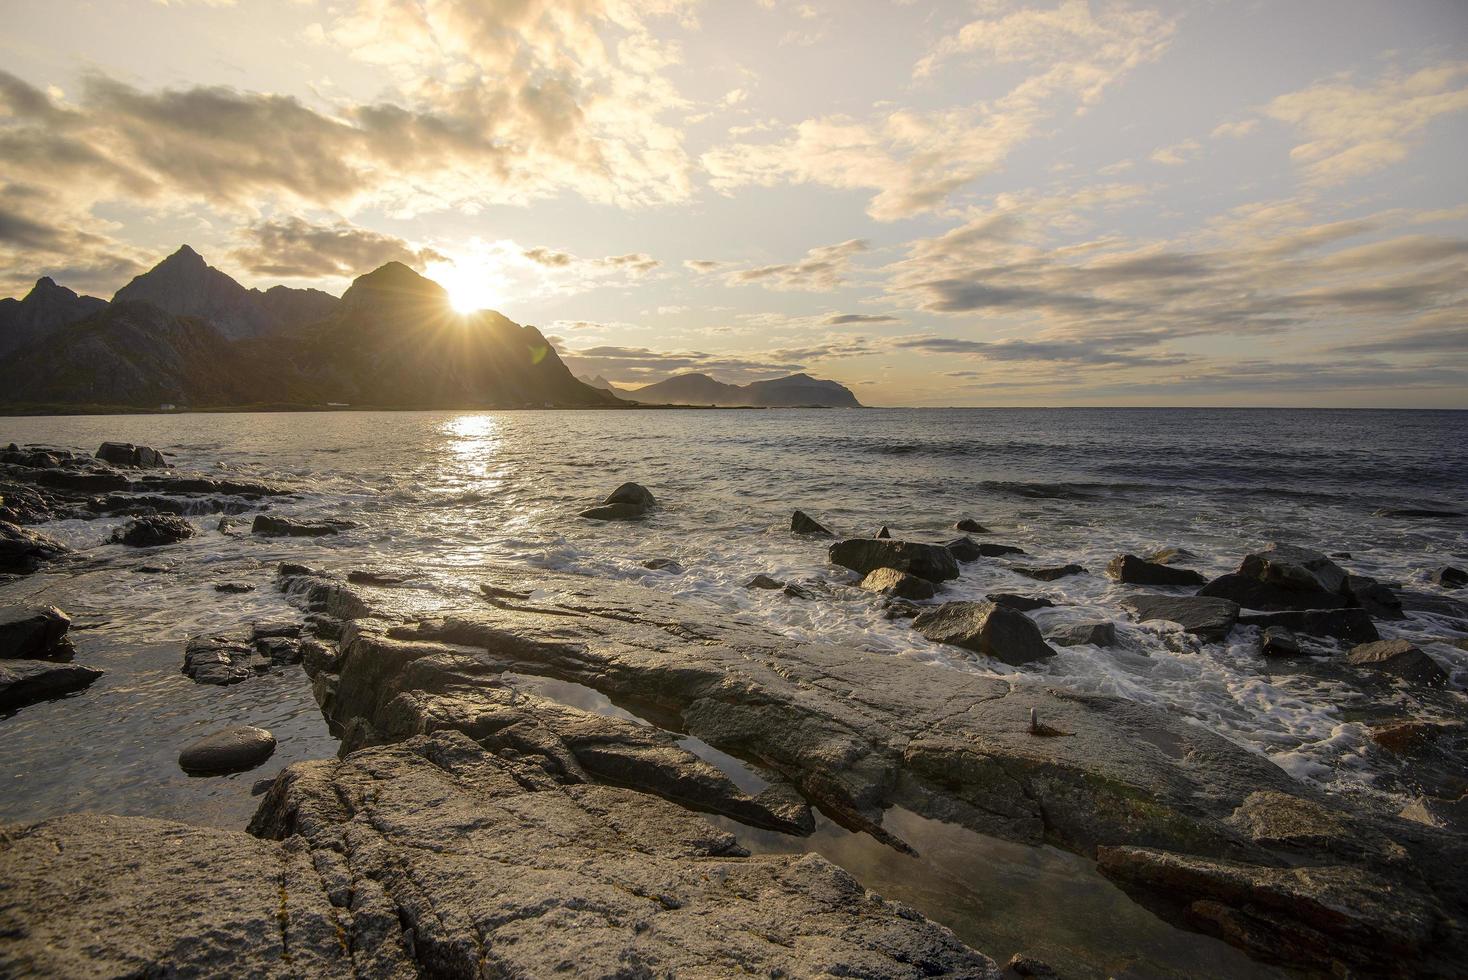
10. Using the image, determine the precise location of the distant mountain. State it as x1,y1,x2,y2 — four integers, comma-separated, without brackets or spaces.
579,375,625,396
0,249,617,410
111,245,340,339
627,372,862,407
0,277,107,356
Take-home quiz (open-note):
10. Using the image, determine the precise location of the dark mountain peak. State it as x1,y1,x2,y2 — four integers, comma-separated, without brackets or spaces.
113,245,276,340
30,275,59,293
629,371,860,408
168,243,204,262
1,276,107,356
340,262,446,315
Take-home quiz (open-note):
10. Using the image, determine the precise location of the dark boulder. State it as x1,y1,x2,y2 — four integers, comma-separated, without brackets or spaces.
1347,640,1448,687
1346,575,1404,619
1237,608,1379,644
1198,572,1347,611
0,521,70,573
1259,626,1301,658
912,601,1054,665
252,515,349,537
830,538,959,582
1106,554,1205,587
955,518,989,533
0,604,72,660
110,515,195,547
641,558,683,573
977,542,1025,557
347,570,410,586
1431,566,1467,589
859,567,937,600
1144,546,1198,565
875,525,891,539
605,482,656,510
986,593,1054,612
945,536,983,562
791,510,833,536
1013,563,1085,581
579,502,647,522
1047,621,1117,648
782,582,821,601
745,574,784,590
1238,543,1348,596
1122,594,1239,641
177,726,277,775
0,659,102,712
213,582,254,594
182,635,262,686
95,442,168,468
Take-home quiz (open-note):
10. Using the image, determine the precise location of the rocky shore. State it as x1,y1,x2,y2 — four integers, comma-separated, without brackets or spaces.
2,447,1467,977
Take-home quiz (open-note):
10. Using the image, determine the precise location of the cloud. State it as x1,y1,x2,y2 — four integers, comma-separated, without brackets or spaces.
524,245,660,277
1211,119,1257,139
554,334,877,384
683,258,724,272
1150,138,1200,166
891,333,1189,368
1263,61,1468,185
231,216,443,278
725,239,867,290
825,312,899,325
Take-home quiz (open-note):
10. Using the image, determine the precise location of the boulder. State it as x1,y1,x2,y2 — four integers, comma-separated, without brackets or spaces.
95,442,168,468
1046,621,1117,648
109,515,195,547
830,538,960,582
641,557,683,573
1259,626,1301,658
1106,554,1205,587
1431,566,1467,589
859,567,937,600
1012,563,1085,581
955,518,989,533
0,604,72,660
0,521,71,573
0,659,102,712
745,574,784,590
1347,640,1448,687
1238,543,1348,596
1198,572,1347,611
213,582,254,594
178,726,277,775
1346,575,1404,619
944,536,983,562
1121,594,1239,641
251,515,348,536
977,542,1025,557
791,509,833,536
912,601,1055,665
605,482,656,510
181,634,261,686
1370,720,1453,755
1144,546,1198,565
578,502,647,522
1237,608,1379,644
875,525,891,539
987,593,1054,612
782,582,821,600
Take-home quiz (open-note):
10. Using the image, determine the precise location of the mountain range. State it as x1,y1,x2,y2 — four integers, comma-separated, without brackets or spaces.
0,246,862,412
587,372,862,408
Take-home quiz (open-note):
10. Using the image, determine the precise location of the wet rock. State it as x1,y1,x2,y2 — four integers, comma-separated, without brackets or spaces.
278,572,372,620
251,622,302,641
642,557,683,573
578,502,647,521
0,520,70,573
875,524,891,539
1198,572,1347,611
0,604,72,660
346,569,409,585
1005,953,1059,979
1046,621,1116,647
213,582,254,594
1013,563,1085,581
1144,546,1198,565
1431,566,1467,589
1347,574,1405,619
1370,720,1455,755
782,582,821,600
251,514,349,537
830,538,960,582
254,635,303,665
178,726,276,775
0,659,102,712
859,567,937,600
605,481,656,510
912,601,1055,665
277,561,317,577
303,613,343,640
1239,542,1348,596
1121,594,1239,641
95,442,168,468
1105,554,1205,587
1237,608,1379,643
978,542,1025,557
181,634,262,686
109,515,195,547
1259,625,1301,658
945,536,983,562
955,518,989,533
1397,589,1468,629
791,509,833,536
745,574,784,590
987,593,1054,613
1096,845,1444,977
1347,639,1448,687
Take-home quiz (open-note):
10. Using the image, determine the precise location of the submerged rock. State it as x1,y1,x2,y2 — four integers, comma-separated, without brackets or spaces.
912,601,1054,665
1144,546,1198,565
109,515,195,547
346,569,409,585
829,538,960,582
1259,626,1301,658
944,536,983,562
1431,566,1467,589
1121,594,1239,641
1105,554,1205,587
251,515,350,537
858,567,937,600
977,542,1025,557
1374,507,1463,518
0,659,102,712
1347,575,1405,619
1237,608,1379,643
744,574,784,590
791,509,834,536
0,604,72,660
987,593,1054,613
1046,621,1117,648
605,481,656,510
178,726,276,775
955,518,989,533
875,524,891,539
1013,563,1085,582
1347,640,1448,687
1198,572,1348,611
95,442,168,468
641,557,683,573
1239,542,1348,596
181,634,262,686
578,502,647,521
0,521,70,573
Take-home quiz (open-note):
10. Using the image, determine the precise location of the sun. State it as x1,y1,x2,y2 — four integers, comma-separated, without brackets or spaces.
427,258,501,314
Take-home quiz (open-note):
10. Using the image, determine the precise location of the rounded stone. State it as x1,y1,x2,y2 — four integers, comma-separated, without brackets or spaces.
178,726,277,776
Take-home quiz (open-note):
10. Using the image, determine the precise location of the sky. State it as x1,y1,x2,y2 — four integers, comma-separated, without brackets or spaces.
1,0,1466,407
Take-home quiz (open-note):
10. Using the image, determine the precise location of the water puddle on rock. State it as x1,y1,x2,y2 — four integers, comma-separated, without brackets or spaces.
497,668,1293,980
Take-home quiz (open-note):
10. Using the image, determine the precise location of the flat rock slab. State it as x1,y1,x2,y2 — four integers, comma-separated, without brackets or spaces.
1122,594,1239,641
1048,621,1117,647
252,515,353,537
181,634,263,685
0,604,71,660
178,726,277,775
1237,608,1379,643
0,659,102,712
1347,640,1448,687
109,515,195,547
0,520,70,574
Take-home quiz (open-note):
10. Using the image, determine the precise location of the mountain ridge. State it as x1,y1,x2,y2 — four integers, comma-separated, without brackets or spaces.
617,371,862,408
